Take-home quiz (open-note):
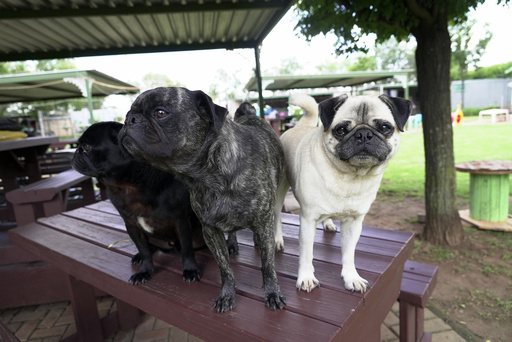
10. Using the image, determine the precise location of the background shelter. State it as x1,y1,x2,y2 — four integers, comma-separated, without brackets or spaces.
0,69,140,128
245,70,416,100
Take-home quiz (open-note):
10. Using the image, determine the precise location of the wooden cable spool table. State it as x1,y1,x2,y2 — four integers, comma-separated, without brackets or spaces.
456,160,512,231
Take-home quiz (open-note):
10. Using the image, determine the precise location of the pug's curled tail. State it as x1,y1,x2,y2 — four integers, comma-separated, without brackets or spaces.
289,94,319,127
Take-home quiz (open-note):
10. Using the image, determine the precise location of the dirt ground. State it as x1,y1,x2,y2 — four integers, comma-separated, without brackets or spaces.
364,193,512,342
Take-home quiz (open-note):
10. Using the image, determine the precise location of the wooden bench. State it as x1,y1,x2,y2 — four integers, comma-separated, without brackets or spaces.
5,169,98,226
38,150,74,176
8,202,414,342
399,260,438,342
1,169,107,310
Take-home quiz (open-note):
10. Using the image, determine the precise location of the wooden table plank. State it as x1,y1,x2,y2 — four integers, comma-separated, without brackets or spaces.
62,207,127,232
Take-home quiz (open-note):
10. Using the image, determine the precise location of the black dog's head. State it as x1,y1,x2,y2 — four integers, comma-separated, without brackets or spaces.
118,87,228,172
72,121,130,178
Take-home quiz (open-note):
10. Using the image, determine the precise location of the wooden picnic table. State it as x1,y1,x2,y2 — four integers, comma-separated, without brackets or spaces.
0,136,58,221
478,108,510,124
8,200,414,341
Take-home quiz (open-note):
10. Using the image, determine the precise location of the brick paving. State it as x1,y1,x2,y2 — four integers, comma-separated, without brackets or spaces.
1,296,466,342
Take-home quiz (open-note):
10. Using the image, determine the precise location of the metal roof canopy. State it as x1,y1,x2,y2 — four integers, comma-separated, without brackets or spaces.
0,69,140,123
245,70,415,99
0,0,296,115
0,0,295,61
0,69,139,104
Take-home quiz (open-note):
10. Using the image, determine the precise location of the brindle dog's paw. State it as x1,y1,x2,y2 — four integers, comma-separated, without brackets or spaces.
129,271,152,285
183,268,201,282
214,294,236,313
228,243,239,257
131,253,143,265
265,292,286,310
226,233,239,257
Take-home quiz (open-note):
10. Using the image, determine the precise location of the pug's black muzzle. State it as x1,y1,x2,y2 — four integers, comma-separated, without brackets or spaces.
336,125,391,161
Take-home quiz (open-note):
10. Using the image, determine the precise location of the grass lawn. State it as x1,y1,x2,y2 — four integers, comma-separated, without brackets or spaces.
380,123,512,200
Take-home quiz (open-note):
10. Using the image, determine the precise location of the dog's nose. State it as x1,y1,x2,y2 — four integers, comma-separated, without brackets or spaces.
124,113,141,126
355,129,373,142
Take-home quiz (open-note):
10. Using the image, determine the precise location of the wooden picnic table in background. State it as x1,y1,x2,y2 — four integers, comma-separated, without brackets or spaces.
0,136,58,221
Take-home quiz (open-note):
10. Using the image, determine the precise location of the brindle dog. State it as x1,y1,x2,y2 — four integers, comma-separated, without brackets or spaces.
118,88,286,313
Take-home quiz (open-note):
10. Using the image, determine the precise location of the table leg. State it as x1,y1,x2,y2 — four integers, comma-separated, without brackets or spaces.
66,275,104,342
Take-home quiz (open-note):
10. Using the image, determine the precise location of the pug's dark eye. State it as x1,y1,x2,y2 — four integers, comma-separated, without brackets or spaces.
332,123,350,138
155,109,169,119
82,144,91,153
378,122,394,136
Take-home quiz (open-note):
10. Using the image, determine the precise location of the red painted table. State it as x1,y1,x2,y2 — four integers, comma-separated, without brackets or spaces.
8,200,414,341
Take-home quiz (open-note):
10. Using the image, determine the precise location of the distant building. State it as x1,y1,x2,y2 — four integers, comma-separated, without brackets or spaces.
451,78,512,110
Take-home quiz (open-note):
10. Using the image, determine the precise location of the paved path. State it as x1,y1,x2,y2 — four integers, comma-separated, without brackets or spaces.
1,296,466,341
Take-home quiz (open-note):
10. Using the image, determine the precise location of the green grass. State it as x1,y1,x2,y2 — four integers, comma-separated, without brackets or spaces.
380,123,512,198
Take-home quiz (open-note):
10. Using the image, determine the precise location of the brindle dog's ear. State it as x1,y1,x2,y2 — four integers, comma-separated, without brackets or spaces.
319,94,348,131
194,90,228,131
378,95,412,132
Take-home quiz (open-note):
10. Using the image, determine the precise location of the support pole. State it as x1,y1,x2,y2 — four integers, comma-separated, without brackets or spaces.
85,78,95,124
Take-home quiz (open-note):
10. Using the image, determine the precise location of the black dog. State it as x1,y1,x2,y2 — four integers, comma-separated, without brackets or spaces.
71,121,206,284
118,87,286,313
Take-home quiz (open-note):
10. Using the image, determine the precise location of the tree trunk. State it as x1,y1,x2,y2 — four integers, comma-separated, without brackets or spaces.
413,17,464,246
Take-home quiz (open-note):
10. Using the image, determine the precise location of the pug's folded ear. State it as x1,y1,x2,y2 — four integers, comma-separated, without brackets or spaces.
194,90,228,132
319,94,348,132
378,95,412,132
109,121,123,144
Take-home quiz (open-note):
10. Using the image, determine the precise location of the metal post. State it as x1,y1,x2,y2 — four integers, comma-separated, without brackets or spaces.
37,110,46,136
85,78,95,124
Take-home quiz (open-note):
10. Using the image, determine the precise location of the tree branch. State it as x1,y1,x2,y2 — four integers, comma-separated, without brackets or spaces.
405,0,434,24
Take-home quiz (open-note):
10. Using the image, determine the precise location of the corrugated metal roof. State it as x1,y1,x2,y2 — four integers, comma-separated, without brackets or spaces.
245,71,415,91
0,0,295,62
0,69,139,104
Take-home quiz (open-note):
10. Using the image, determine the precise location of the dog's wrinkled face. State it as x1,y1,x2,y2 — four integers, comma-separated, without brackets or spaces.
118,87,227,171
318,94,411,167
71,121,129,177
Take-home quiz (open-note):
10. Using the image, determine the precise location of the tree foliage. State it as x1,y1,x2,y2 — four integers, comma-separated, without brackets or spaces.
208,68,243,103
374,36,416,71
347,55,377,71
450,18,492,81
464,61,512,79
139,73,184,91
295,0,483,54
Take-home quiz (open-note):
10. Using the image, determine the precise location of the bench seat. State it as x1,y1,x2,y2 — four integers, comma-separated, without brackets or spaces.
399,260,438,342
5,169,97,226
